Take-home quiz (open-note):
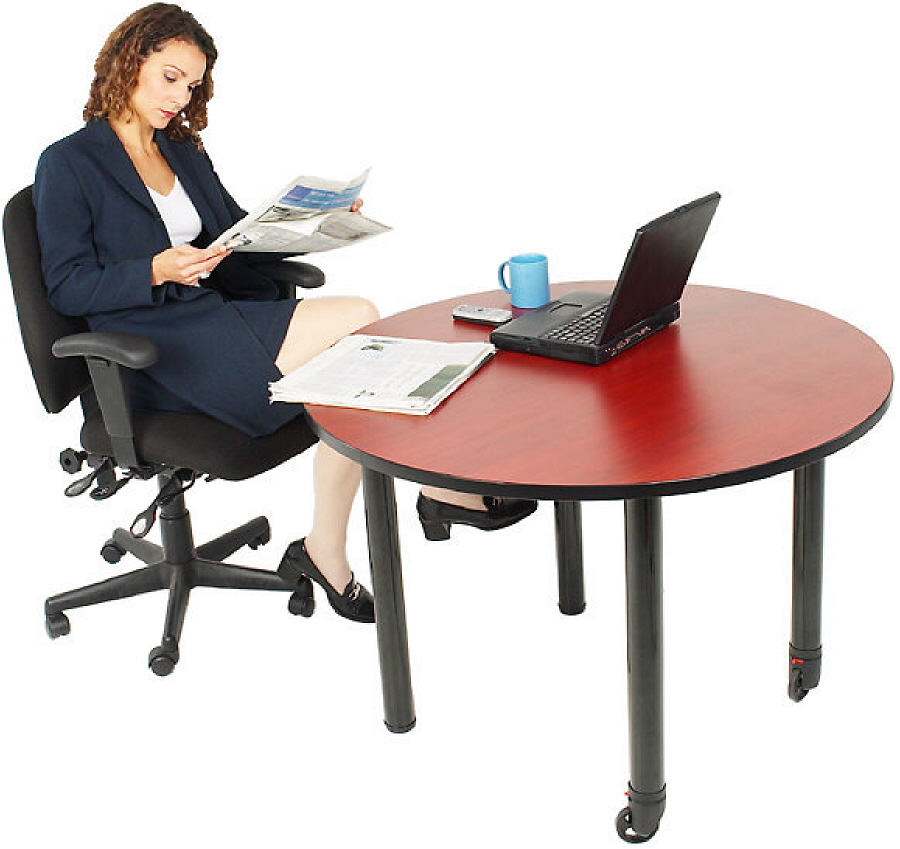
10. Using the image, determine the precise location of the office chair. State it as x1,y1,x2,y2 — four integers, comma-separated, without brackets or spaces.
4,185,323,676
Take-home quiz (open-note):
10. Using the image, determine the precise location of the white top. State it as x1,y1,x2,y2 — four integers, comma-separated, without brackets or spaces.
146,178,203,247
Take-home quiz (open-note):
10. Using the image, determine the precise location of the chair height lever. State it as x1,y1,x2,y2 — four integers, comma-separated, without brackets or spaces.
130,473,196,538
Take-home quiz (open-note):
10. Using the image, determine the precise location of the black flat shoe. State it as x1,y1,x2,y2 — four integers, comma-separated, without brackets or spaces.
278,539,375,624
416,494,538,541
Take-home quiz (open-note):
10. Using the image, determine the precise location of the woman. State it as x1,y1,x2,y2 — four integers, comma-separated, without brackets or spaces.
34,4,536,625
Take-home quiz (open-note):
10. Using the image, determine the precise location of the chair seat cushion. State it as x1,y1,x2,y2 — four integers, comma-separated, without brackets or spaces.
81,407,318,481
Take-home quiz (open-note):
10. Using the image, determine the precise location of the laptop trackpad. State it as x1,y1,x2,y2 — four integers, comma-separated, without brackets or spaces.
550,301,584,317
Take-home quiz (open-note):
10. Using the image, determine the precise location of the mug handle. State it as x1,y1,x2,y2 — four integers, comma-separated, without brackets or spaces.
498,261,511,292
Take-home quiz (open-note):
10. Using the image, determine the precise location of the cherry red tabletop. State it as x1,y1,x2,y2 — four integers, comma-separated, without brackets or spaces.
304,283,893,500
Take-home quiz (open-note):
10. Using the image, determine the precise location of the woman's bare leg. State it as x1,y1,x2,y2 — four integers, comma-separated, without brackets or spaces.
420,486,488,510
275,296,380,376
276,296,378,590
304,441,362,592
275,297,501,590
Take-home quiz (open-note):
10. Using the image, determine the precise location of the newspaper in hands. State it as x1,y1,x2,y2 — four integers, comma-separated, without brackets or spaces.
212,169,391,253
270,335,496,415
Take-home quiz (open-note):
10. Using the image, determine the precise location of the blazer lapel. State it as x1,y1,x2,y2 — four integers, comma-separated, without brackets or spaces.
84,119,159,217
155,132,222,240
85,120,223,243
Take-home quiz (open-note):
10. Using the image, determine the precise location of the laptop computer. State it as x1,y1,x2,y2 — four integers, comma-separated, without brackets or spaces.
490,192,721,365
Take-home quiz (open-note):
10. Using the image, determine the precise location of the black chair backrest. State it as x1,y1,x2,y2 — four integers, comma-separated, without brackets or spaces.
3,186,92,414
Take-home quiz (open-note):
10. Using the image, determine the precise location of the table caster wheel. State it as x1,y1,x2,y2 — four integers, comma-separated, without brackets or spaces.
616,807,658,843
149,643,179,676
288,577,315,617
617,784,665,842
788,647,821,702
45,611,71,639
100,539,126,563
788,666,809,702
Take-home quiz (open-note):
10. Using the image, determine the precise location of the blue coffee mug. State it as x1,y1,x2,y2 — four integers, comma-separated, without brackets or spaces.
498,253,550,309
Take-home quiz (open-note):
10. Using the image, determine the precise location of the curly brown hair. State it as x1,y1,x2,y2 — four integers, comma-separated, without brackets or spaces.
83,3,217,145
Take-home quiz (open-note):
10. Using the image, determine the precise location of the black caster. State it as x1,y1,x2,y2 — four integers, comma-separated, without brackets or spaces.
248,522,272,550
616,807,658,844
788,646,821,702
288,577,315,617
616,785,665,843
788,665,809,702
100,539,126,564
45,611,71,639
149,642,179,676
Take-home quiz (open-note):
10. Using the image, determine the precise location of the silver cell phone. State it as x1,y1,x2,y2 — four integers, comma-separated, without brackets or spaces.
452,304,513,326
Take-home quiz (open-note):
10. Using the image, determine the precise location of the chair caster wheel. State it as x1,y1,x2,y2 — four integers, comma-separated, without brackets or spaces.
616,807,658,844
248,522,272,550
788,666,809,702
45,612,71,639
288,593,316,617
149,643,179,676
100,539,126,563
288,578,315,617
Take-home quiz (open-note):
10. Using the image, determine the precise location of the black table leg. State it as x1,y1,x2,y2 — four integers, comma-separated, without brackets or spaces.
617,497,666,843
788,460,825,702
362,467,416,733
554,501,586,615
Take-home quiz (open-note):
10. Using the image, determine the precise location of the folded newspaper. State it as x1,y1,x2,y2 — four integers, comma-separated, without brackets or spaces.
212,169,391,253
270,336,496,415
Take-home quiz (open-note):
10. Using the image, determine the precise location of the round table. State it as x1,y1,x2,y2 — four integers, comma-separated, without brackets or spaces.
304,283,892,841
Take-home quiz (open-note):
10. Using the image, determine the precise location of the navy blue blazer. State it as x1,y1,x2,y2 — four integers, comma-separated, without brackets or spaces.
33,118,302,437
34,117,281,315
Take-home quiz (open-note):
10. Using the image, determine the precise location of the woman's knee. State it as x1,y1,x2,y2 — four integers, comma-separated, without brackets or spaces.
349,296,380,329
275,295,381,375
323,295,379,337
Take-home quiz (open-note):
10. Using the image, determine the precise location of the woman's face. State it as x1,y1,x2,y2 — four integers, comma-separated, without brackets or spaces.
129,39,207,130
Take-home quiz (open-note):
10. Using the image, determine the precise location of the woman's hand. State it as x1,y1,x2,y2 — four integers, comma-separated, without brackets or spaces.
350,199,363,214
151,244,231,287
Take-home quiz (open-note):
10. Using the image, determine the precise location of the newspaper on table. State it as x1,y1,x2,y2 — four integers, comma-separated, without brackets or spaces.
211,169,391,253
270,335,496,415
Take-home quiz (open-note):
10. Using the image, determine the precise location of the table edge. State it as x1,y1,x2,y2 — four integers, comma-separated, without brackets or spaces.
306,385,892,500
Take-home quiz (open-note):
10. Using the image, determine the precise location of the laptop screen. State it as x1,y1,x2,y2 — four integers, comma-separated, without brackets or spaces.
600,193,721,340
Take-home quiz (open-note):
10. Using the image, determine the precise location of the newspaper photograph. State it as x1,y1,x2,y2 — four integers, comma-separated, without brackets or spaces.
212,169,391,253
270,336,496,415
257,170,370,221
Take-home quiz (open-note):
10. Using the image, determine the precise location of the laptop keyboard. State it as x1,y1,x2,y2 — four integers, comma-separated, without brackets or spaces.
543,303,609,344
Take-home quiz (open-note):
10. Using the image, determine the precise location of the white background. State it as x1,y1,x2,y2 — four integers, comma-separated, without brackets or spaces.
2,2,897,847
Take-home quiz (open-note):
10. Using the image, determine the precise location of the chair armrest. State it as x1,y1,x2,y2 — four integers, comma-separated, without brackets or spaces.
52,332,159,469
253,259,326,298
52,332,159,370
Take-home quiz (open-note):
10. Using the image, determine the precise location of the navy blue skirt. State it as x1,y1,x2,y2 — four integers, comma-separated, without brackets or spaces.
120,289,304,437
